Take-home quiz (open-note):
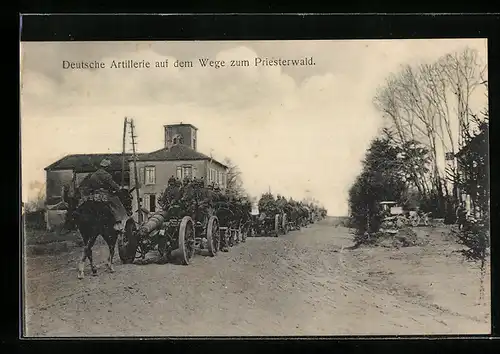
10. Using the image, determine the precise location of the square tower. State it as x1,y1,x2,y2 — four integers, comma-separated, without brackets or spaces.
164,123,198,150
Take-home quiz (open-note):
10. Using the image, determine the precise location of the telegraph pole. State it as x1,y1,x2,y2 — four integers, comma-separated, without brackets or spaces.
129,119,143,224
121,117,127,188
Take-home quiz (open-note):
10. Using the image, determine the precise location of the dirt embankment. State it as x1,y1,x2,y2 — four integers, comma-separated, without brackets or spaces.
23,218,490,336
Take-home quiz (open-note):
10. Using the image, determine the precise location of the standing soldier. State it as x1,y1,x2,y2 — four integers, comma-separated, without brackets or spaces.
181,178,196,220
456,201,467,230
160,176,180,213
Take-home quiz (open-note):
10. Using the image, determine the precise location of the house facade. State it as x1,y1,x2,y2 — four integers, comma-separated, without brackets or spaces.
130,123,228,218
43,123,228,225
44,153,137,205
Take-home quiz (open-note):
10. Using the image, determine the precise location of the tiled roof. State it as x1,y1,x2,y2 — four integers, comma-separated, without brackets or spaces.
137,144,227,168
45,153,147,173
45,145,227,172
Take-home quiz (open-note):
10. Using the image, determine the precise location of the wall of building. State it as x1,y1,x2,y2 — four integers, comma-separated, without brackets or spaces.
45,170,73,202
128,159,228,222
206,160,228,189
129,159,207,220
75,170,129,188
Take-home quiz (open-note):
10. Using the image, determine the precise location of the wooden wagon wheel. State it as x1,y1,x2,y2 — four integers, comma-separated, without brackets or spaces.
118,219,138,264
410,214,420,227
274,214,280,237
421,213,430,226
234,227,241,244
206,215,220,257
395,215,405,228
178,216,195,265
241,223,247,243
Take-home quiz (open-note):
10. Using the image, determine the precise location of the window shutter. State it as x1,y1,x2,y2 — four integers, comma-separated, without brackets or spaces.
139,167,144,184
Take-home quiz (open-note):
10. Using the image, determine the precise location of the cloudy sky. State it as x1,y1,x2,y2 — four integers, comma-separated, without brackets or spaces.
20,39,487,215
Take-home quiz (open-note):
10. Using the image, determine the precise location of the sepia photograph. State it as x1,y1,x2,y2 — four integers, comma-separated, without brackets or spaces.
20,39,490,337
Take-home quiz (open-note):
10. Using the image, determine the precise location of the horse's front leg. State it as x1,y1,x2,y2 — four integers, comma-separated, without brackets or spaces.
106,233,118,273
78,245,87,280
87,236,98,276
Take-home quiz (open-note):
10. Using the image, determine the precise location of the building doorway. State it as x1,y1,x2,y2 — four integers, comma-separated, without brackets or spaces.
144,194,156,213
149,194,156,213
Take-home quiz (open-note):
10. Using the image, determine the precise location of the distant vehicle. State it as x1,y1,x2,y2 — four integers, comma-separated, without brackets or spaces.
380,201,429,228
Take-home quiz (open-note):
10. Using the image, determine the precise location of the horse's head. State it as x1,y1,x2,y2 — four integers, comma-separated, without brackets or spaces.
115,188,133,214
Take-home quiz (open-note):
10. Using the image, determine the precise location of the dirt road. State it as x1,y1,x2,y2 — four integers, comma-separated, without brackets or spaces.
23,218,490,336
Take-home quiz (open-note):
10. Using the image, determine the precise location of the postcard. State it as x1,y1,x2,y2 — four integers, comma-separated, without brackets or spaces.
21,39,490,337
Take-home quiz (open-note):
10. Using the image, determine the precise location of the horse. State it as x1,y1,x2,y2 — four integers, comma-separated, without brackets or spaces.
73,189,131,279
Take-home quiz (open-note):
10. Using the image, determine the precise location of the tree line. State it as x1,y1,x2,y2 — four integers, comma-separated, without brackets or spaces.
372,47,487,219
350,46,488,231
348,47,489,297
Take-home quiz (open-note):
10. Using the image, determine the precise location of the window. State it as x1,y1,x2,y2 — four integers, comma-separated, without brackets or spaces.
209,168,216,183
145,166,156,185
177,165,193,180
183,165,193,179
193,138,197,150
173,134,183,145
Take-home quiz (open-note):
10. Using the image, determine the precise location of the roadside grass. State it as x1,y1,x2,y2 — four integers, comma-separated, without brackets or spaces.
23,226,82,256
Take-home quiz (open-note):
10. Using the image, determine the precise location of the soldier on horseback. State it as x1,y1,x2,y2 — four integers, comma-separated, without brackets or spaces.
84,158,129,234
72,159,130,279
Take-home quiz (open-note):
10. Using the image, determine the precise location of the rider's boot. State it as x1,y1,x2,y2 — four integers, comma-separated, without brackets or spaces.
114,219,126,234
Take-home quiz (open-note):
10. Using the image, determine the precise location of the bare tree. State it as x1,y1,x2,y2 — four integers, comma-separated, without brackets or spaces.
223,158,246,197
25,183,46,213
374,47,487,216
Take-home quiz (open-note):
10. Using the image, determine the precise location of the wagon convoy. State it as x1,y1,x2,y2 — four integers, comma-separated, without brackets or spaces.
116,178,327,266
252,193,327,237
70,172,327,279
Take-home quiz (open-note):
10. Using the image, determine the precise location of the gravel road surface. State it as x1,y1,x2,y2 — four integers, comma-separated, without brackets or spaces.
24,218,490,336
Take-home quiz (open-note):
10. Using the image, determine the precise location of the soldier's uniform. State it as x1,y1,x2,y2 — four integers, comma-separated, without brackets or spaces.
85,160,129,232
276,196,287,215
160,176,180,215
180,179,196,219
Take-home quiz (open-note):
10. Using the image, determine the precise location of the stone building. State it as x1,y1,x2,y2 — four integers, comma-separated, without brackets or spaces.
44,122,228,225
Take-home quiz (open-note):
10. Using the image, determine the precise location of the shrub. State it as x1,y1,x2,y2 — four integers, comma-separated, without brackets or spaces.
451,216,490,301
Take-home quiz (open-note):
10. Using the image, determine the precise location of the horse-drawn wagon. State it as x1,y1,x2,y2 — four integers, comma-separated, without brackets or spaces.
252,211,280,237
117,177,222,266
213,196,251,247
117,198,221,265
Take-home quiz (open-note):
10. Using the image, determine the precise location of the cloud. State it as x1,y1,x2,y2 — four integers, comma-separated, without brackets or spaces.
20,39,488,215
